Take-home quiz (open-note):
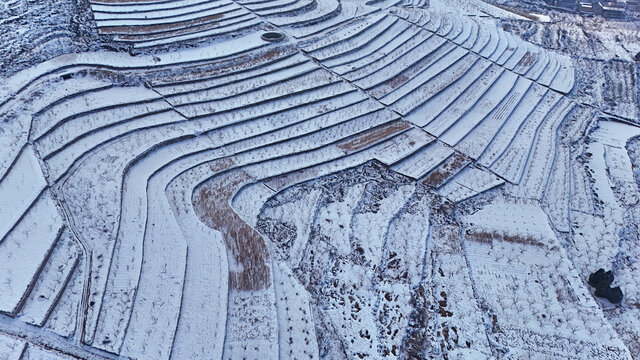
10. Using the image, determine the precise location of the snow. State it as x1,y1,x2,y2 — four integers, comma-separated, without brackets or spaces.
269,0,340,28
511,98,575,198
33,85,161,135
95,5,238,27
462,197,631,358
488,92,563,183
0,333,26,360
0,146,47,242
44,254,85,338
371,127,435,165
429,224,494,358
0,0,638,358
391,140,453,179
93,138,192,355
0,31,270,104
526,50,552,82
531,13,551,22
21,343,74,360
309,16,399,62
542,142,571,232
87,0,260,48
0,191,63,315
466,198,557,240
232,182,276,227
330,25,427,75
353,37,451,89
165,151,230,360
381,49,476,107
457,78,534,158
435,70,518,142
287,1,377,40
91,0,211,12
407,61,496,128
272,247,320,359
17,229,79,326
132,18,263,48
94,1,235,20
477,85,548,165
390,51,477,115
258,165,427,359
323,20,415,69
428,0,529,20
437,165,503,202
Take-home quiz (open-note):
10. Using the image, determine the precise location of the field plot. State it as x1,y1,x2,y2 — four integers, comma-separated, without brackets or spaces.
562,120,640,356
90,0,262,48
303,7,577,186
1,0,640,358
601,60,639,120
462,198,631,359
258,162,432,359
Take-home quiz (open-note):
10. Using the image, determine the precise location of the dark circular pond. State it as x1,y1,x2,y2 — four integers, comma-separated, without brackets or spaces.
261,32,285,42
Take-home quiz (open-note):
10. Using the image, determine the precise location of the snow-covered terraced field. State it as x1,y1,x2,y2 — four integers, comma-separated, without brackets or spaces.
1,0,640,359
90,0,262,48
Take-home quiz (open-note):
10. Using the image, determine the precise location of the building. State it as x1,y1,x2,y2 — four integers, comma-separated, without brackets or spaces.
578,0,596,12
596,0,627,17
626,0,639,11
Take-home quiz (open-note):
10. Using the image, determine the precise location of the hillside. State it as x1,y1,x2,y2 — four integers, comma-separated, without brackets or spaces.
0,0,639,359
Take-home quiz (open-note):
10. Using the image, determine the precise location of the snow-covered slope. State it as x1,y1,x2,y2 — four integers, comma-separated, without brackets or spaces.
0,0,639,359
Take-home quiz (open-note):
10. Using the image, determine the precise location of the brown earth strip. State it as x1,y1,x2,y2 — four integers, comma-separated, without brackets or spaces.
114,18,225,41
421,153,469,188
465,229,545,247
148,47,292,84
193,160,270,291
337,120,409,151
99,13,224,34
515,51,537,69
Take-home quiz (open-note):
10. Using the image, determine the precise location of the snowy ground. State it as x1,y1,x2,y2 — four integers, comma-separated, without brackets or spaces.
0,0,639,359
